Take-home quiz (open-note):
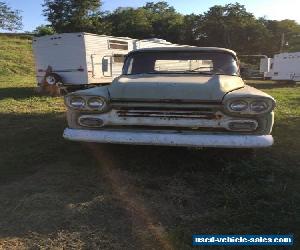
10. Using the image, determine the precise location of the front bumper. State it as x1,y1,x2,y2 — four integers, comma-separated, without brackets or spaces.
63,128,273,148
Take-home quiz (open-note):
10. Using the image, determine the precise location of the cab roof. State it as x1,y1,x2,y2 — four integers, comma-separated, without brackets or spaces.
128,46,237,57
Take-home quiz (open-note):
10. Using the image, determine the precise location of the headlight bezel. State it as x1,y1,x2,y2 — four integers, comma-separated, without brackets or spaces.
250,100,269,113
225,97,275,115
69,96,86,109
66,95,109,112
229,100,248,112
87,97,107,110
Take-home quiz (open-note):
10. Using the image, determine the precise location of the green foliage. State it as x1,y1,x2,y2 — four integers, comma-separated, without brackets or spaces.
178,14,203,45
196,3,270,54
33,25,55,36
41,1,300,55
0,1,22,30
143,2,184,42
43,0,109,34
288,35,300,52
262,19,300,54
108,2,184,42
106,1,300,54
108,7,152,39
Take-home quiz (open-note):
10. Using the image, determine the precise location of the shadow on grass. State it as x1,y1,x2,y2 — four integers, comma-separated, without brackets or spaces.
0,111,152,249
95,143,253,175
0,87,38,100
0,112,89,184
0,111,299,249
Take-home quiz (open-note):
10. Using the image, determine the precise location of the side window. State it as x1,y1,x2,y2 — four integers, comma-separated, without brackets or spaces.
113,54,125,63
108,40,128,50
102,58,109,72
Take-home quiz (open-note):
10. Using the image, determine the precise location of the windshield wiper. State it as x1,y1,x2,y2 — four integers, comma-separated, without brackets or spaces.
187,70,238,76
183,70,214,75
213,73,238,76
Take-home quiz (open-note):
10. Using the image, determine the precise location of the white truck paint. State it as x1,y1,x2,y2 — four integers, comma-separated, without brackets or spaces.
63,128,274,148
260,52,300,82
32,33,178,88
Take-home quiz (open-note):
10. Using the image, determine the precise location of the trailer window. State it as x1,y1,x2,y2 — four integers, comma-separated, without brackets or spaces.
102,58,109,72
113,54,125,63
108,40,128,50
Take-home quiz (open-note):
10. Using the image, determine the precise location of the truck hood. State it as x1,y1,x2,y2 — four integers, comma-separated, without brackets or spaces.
108,74,244,102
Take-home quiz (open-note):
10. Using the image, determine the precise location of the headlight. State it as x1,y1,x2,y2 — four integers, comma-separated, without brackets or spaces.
250,101,268,112
226,98,274,114
66,95,109,111
69,97,85,108
229,100,248,111
87,97,106,110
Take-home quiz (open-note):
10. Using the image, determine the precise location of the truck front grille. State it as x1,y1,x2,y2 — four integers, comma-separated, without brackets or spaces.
116,108,219,120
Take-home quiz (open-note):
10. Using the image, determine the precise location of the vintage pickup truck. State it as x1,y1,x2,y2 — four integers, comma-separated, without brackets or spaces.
63,47,275,148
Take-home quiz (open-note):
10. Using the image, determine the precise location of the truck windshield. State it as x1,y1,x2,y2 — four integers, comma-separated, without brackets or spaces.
123,51,239,76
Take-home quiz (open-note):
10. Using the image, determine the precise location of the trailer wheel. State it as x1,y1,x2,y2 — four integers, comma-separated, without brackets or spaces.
43,73,63,96
45,73,62,85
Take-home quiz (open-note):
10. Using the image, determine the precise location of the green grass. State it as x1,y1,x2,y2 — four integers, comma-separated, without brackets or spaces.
0,35,34,76
0,35,299,249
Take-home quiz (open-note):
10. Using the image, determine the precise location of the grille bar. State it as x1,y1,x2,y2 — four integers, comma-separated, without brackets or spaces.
116,109,217,119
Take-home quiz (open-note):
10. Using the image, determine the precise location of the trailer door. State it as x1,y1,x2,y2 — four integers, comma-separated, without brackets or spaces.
102,56,112,77
91,54,112,78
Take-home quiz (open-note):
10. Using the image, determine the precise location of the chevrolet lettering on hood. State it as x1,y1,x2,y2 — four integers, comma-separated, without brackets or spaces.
63,47,275,148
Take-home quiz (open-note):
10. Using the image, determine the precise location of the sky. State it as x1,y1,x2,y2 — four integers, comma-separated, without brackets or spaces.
3,0,300,32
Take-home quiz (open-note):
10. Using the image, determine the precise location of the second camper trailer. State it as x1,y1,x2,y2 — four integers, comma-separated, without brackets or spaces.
260,52,300,83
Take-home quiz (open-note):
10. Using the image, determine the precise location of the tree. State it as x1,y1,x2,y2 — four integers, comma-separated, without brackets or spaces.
33,25,55,36
108,2,184,42
42,0,300,55
0,1,22,30
43,0,109,34
143,1,184,43
179,14,203,45
108,7,152,39
262,19,300,53
196,3,269,54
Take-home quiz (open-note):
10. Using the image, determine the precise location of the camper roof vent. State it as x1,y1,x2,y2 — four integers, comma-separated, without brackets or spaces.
142,38,171,44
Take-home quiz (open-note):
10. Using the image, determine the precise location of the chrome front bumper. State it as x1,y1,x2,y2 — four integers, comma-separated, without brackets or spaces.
63,128,273,148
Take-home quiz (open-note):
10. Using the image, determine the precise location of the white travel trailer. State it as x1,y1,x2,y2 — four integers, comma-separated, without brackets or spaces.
32,33,178,92
260,52,300,83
